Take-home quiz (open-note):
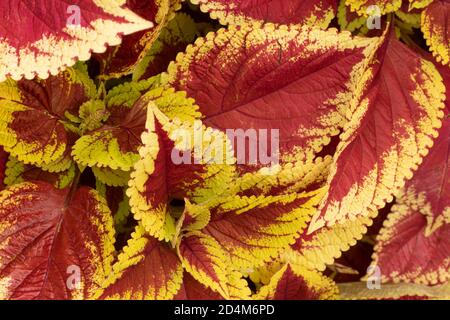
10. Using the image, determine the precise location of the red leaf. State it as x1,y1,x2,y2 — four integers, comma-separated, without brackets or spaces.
0,182,115,299
370,102,450,285
255,264,338,300
0,0,152,81
191,0,338,27
174,272,223,300
309,28,446,232
99,226,183,300
95,0,181,79
422,0,450,66
163,23,375,171
0,64,96,172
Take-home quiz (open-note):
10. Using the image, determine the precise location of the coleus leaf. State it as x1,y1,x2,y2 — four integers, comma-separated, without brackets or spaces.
0,0,153,81
127,103,235,242
369,107,450,285
308,26,446,233
0,182,115,299
162,23,377,170
175,199,211,237
127,101,329,272
133,13,201,82
222,156,333,198
177,231,230,299
254,264,338,300
73,91,148,172
72,78,158,173
5,156,75,189
72,78,198,173
291,211,378,272
174,272,223,300
95,0,181,79
338,0,367,32
345,0,402,16
95,183,131,235
0,63,97,172
96,225,250,300
421,0,450,66
97,225,183,300
202,188,327,272
92,167,131,187
190,0,338,28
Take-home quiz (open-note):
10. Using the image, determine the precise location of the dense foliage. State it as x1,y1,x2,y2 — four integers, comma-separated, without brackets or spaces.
0,0,448,300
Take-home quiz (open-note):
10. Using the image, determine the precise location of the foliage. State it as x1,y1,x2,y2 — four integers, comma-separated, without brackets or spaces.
0,0,448,300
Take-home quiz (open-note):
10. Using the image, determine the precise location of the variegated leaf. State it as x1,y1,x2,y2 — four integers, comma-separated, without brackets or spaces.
203,188,327,272
97,225,183,300
421,0,450,66
370,105,450,285
5,156,75,189
0,182,115,299
174,272,224,300
162,23,377,170
73,81,199,173
292,211,378,272
0,63,96,172
190,0,338,28
95,0,181,79
133,13,201,82
127,103,235,241
177,231,231,299
309,27,445,233
0,0,153,81
254,264,338,300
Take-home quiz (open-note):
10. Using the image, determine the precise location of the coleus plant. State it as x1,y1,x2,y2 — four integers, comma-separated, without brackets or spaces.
0,0,448,300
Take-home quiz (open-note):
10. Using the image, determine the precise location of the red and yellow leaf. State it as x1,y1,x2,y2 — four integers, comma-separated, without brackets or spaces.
0,64,96,171
5,156,75,189
95,0,181,79
97,225,183,300
370,107,450,285
409,0,434,10
395,2,422,29
292,211,378,272
127,103,235,241
254,264,338,300
421,0,450,65
0,182,115,299
72,79,157,172
309,28,445,233
73,82,199,173
133,13,201,82
190,0,338,28
92,166,131,188
162,23,377,169
0,0,153,81
174,272,224,300
175,199,211,237
338,0,367,32
177,231,230,299
203,188,327,272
